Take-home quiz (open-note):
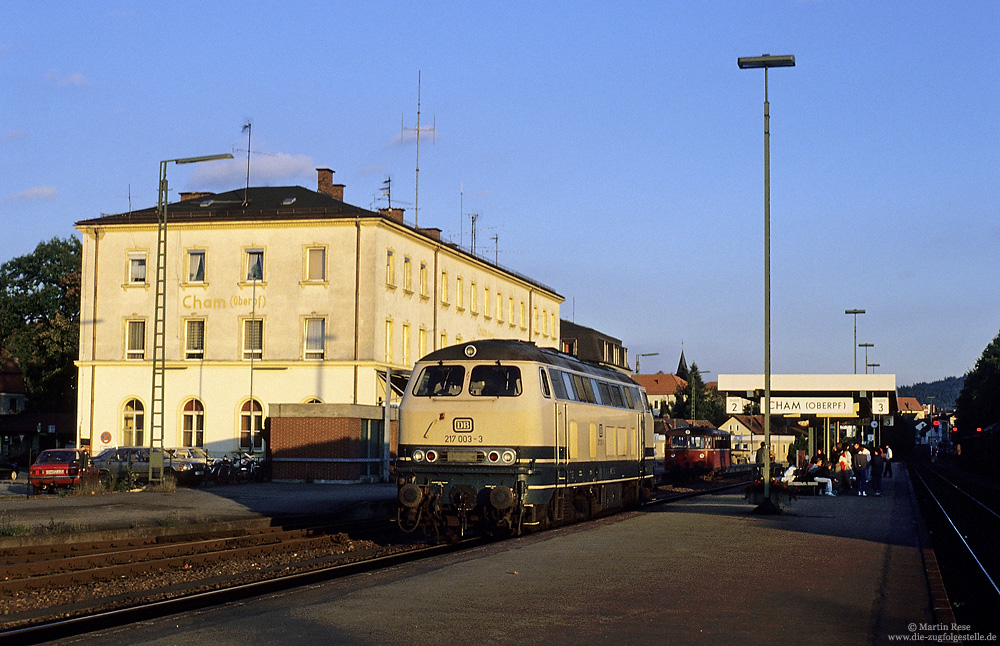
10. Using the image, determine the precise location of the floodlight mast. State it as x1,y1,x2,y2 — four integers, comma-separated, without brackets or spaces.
738,54,795,506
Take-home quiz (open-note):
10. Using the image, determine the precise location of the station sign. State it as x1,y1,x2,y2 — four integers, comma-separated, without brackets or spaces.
872,397,889,415
726,396,857,417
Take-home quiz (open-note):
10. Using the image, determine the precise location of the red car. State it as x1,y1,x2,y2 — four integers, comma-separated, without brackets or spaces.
28,448,100,492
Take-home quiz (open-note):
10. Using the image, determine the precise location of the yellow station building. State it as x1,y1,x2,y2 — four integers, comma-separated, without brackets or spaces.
75,169,563,457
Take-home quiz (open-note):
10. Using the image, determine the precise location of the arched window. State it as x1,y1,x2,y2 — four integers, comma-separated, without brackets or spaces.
182,399,205,447
123,399,144,446
240,399,264,450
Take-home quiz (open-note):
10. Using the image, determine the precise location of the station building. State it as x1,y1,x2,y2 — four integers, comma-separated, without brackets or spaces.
74,169,563,459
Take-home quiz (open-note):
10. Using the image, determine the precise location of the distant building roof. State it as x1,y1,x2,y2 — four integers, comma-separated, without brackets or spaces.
897,397,923,414
634,373,687,396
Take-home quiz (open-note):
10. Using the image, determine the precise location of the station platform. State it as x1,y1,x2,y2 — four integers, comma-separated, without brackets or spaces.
0,480,399,546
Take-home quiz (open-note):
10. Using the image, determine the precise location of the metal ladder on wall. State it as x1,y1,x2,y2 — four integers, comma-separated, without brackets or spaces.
147,164,169,485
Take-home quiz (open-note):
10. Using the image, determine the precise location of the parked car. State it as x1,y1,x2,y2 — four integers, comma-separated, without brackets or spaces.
1,459,20,481
28,448,100,492
163,447,211,485
94,446,209,486
93,446,157,486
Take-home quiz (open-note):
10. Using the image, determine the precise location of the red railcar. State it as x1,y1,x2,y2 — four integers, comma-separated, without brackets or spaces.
663,426,732,476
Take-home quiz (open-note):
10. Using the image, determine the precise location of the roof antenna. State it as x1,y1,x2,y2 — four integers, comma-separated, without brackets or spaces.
242,120,252,206
401,70,435,228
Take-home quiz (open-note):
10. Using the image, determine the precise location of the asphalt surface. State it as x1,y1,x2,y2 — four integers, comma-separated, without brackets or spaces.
22,467,954,646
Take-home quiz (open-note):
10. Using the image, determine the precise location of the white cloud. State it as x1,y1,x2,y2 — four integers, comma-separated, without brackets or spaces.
4,186,57,201
188,153,315,190
44,70,88,87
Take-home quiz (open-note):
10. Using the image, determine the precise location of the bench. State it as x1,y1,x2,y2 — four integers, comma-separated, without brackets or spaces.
787,481,820,496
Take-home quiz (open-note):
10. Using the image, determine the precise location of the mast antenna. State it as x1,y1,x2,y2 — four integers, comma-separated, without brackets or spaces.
401,70,435,227
242,120,252,206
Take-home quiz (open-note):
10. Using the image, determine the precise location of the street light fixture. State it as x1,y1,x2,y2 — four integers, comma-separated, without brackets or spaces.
859,343,874,374
738,53,795,507
845,309,866,373
635,352,659,374
149,153,234,484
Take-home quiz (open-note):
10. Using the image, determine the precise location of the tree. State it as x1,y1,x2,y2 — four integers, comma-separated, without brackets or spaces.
956,328,1000,436
0,236,81,413
666,362,726,426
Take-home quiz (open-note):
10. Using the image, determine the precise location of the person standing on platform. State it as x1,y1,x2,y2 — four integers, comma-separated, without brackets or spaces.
755,442,768,479
869,448,885,496
854,443,871,496
836,449,853,493
883,444,893,477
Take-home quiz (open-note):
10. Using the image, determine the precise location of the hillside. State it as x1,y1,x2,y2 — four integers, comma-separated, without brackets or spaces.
897,376,964,411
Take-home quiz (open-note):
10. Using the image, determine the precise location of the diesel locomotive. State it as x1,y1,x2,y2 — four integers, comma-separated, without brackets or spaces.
396,340,655,539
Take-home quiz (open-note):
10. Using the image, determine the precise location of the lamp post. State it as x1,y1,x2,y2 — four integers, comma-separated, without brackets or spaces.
149,153,234,484
859,343,874,374
845,309,866,373
738,53,795,506
867,362,879,373
635,352,659,374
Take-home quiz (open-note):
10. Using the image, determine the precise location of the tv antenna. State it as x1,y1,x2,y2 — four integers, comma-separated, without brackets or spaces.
241,120,252,206
401,70,435,228
382,177,392,209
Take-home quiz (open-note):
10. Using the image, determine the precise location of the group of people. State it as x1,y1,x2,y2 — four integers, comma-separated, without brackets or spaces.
776,442,894,497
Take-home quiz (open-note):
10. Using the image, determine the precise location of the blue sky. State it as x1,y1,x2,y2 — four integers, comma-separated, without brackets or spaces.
2,1,998,386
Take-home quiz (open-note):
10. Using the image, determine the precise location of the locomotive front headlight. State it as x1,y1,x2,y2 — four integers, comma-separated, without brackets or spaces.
501,449,516,464
670,453,676,458
425,450,439,463
412,450,425,462
699,453,706,459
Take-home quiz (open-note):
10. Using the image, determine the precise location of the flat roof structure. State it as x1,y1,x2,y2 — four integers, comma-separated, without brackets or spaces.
718,373,897,419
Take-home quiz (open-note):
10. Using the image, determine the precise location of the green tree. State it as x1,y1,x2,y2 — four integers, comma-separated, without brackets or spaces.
956,328,1000,436
666,363,726,426
0,236,81,413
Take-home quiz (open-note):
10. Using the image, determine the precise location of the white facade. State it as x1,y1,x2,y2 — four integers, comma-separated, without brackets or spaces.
75,183,562,456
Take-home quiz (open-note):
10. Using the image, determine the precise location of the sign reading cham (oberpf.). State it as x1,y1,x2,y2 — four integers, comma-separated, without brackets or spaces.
726,396,856,416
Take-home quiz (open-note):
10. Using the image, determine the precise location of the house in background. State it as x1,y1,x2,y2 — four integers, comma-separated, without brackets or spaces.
559,320,630,372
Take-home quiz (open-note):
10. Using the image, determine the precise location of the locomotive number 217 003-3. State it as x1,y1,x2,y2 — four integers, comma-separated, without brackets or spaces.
444,434,484,443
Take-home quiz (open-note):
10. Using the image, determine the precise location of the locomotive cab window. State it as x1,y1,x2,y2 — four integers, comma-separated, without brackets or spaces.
469,365,522,397
412,365,465,397
539,368,551,398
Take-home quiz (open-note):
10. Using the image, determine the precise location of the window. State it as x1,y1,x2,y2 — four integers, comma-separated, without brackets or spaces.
187,250,205,283
126,320,146,360
306,247,325,281
533,307,539,335
243,319,263,360
246,249,264,281
497,292,504,323
412,365,465,397
471,282,478,314
403,256,412,291
185,319,205,360
386,250,396,286
469,365,522,397
402,323,411,366
441,271,449,304
304,318,325,359
543,309,549,336
129,252,147,284
182,399,205,447
440,332,447,348
385,319,394,363
520,302,526,329
123,399,144,446
484,287,491,319
540,368,551,398
418,327,428,359
419,262,428,297
509,297,515,327
456,278,464,310
240,400,263,450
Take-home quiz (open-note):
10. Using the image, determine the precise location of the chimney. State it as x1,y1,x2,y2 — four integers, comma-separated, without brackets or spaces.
417,227,441,241
178,191,213,202
316,168,344,201
379,207,405,224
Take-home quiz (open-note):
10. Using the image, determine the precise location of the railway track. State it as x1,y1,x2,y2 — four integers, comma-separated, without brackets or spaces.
909,462,1000,634
0,478,749,645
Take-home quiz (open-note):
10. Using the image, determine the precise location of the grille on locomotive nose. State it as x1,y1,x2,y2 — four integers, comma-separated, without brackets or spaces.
444,450,485,463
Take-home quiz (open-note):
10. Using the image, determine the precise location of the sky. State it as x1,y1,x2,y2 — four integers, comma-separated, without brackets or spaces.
2,1,998,387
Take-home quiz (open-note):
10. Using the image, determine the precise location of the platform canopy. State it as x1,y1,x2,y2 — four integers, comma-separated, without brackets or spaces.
717,374,897,419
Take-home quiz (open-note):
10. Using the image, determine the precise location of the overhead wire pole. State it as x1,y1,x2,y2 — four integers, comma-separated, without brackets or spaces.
846,309,866,373
402,70,435,228
150,153,233,485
